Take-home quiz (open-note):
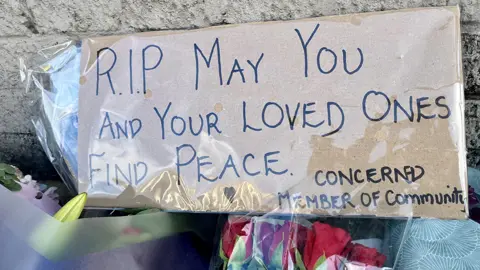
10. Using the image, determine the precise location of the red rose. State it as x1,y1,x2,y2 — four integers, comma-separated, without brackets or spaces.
302,222,352,270
221,217,251,259
289,221,308,258
280,221,308,268
343,243,386,267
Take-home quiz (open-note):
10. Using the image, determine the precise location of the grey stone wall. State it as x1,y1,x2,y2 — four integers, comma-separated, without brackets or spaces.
0,0,480,178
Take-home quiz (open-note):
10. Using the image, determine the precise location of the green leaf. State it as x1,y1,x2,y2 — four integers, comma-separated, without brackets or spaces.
0,163,16,175
246,261,263,270
228,236,255,270
218,240,229,270
270,243,284,268
219,238,229,262
3,174,18,181
0,170,5,177
295,249,307,270
4,166,16,175
229,236,247,263
1,178,21,191
54,193,87,222
313,253,327,270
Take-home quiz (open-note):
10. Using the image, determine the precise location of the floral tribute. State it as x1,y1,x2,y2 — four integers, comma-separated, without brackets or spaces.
219,217,388,270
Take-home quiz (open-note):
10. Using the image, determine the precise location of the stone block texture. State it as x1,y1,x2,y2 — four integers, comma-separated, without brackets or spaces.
1,0,480,178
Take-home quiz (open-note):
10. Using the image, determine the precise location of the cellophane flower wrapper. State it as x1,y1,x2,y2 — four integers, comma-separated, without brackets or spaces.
0,182,218,267
20,42,81,193
211,214,406,270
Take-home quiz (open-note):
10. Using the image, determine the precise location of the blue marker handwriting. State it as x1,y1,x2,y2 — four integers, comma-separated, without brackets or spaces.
175,144,289,184
89,152,148,187
242,100,344,137
194,38,265,90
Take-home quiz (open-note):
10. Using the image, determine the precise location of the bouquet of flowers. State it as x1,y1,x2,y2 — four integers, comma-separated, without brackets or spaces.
218,216,390,270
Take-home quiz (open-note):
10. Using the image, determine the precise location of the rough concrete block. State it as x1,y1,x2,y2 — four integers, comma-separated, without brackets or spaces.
0,35,71,92
463,34,480,95
0,71,23,90
0,36,70,71
119,0,449,31
1,0,477,36
25,0,122,34
0,89,35,134
119,0,227,31
468,149,480,168
0,132,57,179
466,100,480,149
449,0,480,22
0,0,32,36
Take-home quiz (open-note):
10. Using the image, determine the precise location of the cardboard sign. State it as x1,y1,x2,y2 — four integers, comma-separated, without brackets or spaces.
78,6,467,219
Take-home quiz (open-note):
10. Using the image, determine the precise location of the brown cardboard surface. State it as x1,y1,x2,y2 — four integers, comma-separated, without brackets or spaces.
78,6,467,219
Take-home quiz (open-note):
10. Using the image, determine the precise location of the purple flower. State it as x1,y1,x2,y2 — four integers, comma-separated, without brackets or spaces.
258,220,281,265
256,220,308,269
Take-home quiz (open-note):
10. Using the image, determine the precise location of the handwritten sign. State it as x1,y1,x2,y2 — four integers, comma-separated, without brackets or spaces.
78,6,467,219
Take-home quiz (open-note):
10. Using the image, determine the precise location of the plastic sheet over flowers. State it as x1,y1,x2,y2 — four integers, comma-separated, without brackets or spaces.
212,215,401,270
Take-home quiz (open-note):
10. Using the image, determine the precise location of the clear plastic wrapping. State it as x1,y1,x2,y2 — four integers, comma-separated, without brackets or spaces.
21,6,467,219
0,183,217,263
20,42,81,192
211,212,480,270
212,215,397,269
